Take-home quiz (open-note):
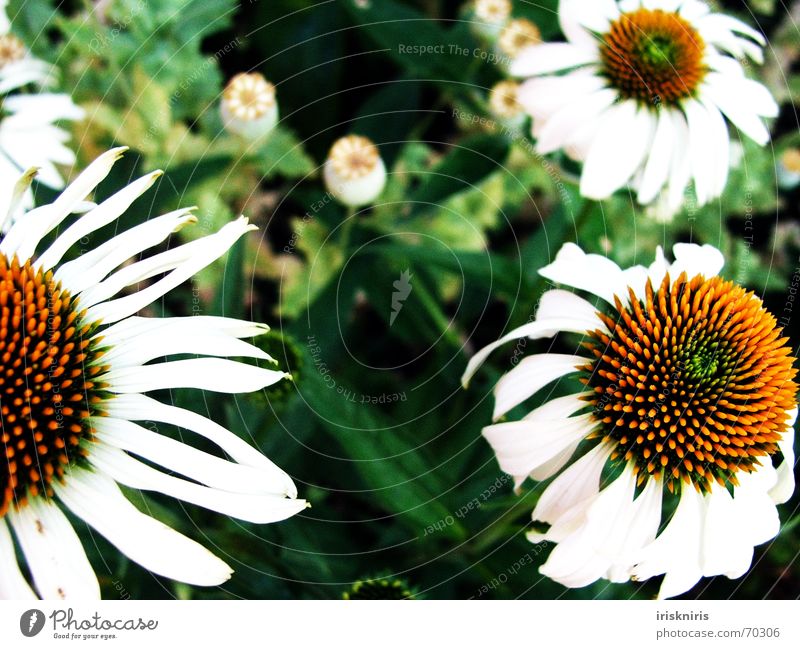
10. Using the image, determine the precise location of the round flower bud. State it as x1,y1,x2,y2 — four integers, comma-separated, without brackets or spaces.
778,148,800,190
0,33,26,69
323,135,387,207
220,72,278,140
488,80,525,126
471,0,512,39
498,18,541,58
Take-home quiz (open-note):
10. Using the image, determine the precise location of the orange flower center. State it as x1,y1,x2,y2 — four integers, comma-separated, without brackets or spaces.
0,256,107,517
584,273,797,493
600,9,706,107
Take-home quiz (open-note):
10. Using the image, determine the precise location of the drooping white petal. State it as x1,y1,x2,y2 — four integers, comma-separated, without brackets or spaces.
684,99,720,205
483,413,595,488
606,477,662,582
98,314,270,344
0,519,36,599
55,471,233,587
8,499,100,600
702,486,754,579
35,170,164,272
83,217,256,324
633,486,706,599
703,74,772,145
89,444,307,524
666,110,693,211
55,209,197,293
102,358,288,394
530,442,613,536
99,322,274,368
536,89,618,155
103,393,297,497
771,408,797,504
581,101,655,200
462,290,602,388
732,463,780,547
493,353,584,420
0,147,126,260
638,108,676,205
93,417,289,496
510,43,596,77
517,70,606,122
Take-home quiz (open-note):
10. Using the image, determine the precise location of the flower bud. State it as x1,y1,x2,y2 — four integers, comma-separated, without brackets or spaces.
220,72,278,140
471,0,512,39
498,18,540,58
488,80,524,126
323,135,386,207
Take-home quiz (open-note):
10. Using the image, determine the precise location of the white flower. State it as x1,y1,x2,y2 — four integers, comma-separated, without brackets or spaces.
498,18,541,58
0,149,306,599
488,80,524,122
511,0,779,213
474,0,512,26
0,6,84,223
323,135,387,207
463,242,797,598
220,72,279,140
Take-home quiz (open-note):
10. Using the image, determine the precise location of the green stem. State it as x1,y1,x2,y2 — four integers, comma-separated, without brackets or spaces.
338,207,357,252
413,278,462,349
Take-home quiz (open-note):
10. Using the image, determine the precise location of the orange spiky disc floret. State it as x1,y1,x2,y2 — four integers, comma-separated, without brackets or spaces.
582,272,798,494
0,255,108,517
600,8,707,107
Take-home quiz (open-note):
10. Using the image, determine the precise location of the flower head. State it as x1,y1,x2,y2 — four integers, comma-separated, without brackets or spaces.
0,149,305,599
511,0,779,213
323,135,387,207
463,243,797,598
220,72,279,140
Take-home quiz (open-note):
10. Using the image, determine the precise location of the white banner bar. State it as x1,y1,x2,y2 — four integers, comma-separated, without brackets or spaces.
1,600,798,647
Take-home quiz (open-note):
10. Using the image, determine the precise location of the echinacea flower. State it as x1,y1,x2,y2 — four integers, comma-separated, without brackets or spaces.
511,0,779,213
220,72,279,140
474,0,511,27
463,243,797,598
0,5,84,221
0,149,306,599
488,80,524,122
323,135,386,208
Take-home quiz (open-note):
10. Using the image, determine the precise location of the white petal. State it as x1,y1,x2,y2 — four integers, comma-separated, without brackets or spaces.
771,407,797,504
733,464,780,546
703,486,754,579
493,353,584,420
703,74,772,145
8,499,100,600
55,470,233,587
539,242,630,304
638,108,675,205
634,486,705,599
666,110,693,211
103,393,297,497
36,171,163,272
684,99,724,205
462,290,601,388
668,243,724,279
510,43,596,77
99,314,270,343
483,413,595,488
0,148,126,261
84,217,255,323
531,442,613,531
606,477,662,582
517,70,606,122
581,102,655,200
0,520,36,599
536,89,618,155
55,209,197,293
103,358,288,394
90,444,307,524
93,417,288,495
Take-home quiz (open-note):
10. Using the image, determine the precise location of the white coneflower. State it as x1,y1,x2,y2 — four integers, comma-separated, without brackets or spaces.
511,0,778,213
0,6,83,222
220,72,279,140
464,242,797,599
489,80,525,124
323,135,386,208
0,149,306,599
498,18,541,58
